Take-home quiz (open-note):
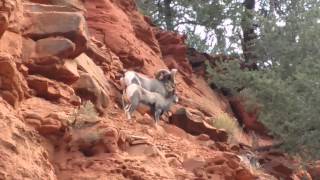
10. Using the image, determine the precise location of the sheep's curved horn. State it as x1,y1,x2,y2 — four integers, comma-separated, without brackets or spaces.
154,69,171,80
170,69,178,82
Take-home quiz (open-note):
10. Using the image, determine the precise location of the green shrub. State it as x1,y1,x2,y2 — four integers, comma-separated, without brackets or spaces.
207,58,320,160
205,3,320,160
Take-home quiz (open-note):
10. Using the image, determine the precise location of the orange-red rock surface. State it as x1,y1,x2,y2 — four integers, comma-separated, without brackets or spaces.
0,0,315,179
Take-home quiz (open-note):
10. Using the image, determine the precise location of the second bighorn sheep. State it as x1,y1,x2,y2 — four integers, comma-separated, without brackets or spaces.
123,84,178,123
120,69,177,109
120,69,177,97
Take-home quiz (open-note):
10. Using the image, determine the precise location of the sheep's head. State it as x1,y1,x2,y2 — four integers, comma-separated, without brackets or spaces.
155,68,178,98
154,69,177,83
154,69,170,81
164,80,176,97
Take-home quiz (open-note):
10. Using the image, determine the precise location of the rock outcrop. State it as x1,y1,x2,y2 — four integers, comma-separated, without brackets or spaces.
83,0,163,72
0,0,23,35
155,30,193,76
73,53,110,113
20,1,109,111
170,108,228,142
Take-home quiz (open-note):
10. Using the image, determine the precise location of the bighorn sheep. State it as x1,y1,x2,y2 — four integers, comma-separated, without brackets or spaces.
123,84,178,123
120,69,177,97
120,69,177,109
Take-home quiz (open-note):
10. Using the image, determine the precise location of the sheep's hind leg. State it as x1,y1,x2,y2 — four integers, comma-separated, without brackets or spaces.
124,104,132,120
126,92,140,121
127,103,139,120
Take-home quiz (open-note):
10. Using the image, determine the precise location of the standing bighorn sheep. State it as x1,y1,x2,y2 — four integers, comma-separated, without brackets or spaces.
123,84,178,123
120,69,177,97
120,69,178,123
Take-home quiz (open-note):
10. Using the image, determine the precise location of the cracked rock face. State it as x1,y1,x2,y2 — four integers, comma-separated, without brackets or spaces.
0,54,29,107
0,0,23,36
0,98,57,180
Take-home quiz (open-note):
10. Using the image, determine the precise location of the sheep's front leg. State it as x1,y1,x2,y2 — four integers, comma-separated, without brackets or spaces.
121,92,126,110
154,109,162,124
124,105,131,120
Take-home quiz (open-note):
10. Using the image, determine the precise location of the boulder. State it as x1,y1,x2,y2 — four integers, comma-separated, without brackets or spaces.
23,2,81,13
73,53,110,113
22,36,80,83
75,53,109,87
22,11,89,58
85,41,112,65
55,59,80,82
34,37,76,59
170,108,228,142
0,54,29,107
26,75,78,103
27,60,80,84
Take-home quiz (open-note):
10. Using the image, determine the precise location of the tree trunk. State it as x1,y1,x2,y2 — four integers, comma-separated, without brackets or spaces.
163,0,174,31
269,0,275,16
241,0,258,70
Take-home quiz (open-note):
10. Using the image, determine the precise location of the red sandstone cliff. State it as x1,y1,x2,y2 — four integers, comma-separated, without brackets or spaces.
0,0,316,179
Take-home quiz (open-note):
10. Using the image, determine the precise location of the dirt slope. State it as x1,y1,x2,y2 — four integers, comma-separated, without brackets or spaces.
0,0,315,179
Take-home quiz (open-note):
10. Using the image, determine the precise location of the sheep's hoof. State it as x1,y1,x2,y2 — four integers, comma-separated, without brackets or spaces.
154,123,161,130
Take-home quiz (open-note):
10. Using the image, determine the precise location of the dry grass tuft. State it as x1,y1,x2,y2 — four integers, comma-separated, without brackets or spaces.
211,113,242,143
68,101,100,128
